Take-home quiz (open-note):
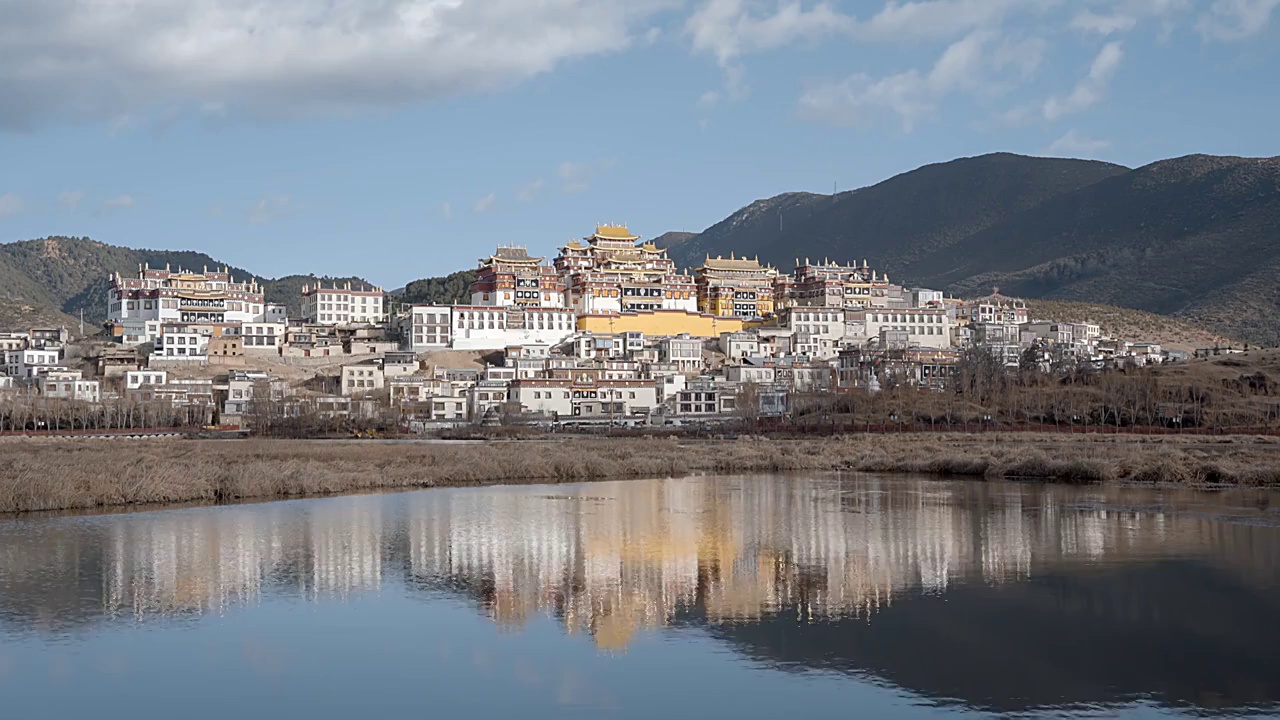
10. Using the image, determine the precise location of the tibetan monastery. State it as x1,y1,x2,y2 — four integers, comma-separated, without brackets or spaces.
694,254,780,318
469,245,565,308
554,224,696,315
776,258,891,310
108,264,266,325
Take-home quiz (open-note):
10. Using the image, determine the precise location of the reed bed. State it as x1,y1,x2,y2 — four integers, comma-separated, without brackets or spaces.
1,434,1278,514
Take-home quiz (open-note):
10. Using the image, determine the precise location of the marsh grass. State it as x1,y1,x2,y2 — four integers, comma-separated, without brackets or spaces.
1,433,1278,514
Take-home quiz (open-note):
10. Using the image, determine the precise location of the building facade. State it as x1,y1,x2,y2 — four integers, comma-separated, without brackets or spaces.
108,265,266,325
470,247,565,307
301,282,386,325
775,260,892,311
555,225,697,316
694,255,779,318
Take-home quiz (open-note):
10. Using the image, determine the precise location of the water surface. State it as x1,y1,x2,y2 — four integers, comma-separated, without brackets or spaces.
2,475,1278,719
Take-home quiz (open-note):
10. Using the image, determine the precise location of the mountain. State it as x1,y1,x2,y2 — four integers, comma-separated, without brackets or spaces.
658,153,1280,345
394,270,477,307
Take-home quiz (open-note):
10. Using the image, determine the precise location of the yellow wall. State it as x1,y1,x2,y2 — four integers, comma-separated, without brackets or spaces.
577,310,744,337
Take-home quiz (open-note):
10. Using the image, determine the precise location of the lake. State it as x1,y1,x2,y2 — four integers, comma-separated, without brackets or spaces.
1,475,1278,719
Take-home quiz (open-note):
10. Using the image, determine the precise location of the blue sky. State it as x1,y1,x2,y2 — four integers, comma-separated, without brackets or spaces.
1,0,1277,287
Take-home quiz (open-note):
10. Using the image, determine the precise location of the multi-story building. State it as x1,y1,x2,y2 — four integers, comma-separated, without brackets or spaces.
470,246,565,307
694,254,779,317
396,305,452,352
4,347,65,379
125,370,168,390
958,293,1029,326
108,265,266,325
673,380,737,418
152,327,209,361
720,331,760,359
659,334,703,374
510,376,658,420
972,322,1024,366
858,307,954,350
341,363,386,396
555,225,697,316
0,333,27,352
301,281,386,326
450,306,576,351
37,370,100,403
775,259,891,310
241,322,285,352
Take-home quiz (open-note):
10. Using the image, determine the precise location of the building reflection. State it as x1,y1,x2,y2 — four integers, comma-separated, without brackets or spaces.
0,476,1277,712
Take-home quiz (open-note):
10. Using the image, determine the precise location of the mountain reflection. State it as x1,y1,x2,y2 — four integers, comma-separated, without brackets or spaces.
1,476,1277,714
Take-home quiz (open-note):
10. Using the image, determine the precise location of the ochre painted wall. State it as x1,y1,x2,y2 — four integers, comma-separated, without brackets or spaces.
577,310,745,337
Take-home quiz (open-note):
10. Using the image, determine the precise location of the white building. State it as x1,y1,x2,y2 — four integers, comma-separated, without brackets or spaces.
4,348,65,380
776,307,848,359
264,303,289,324
302,282,386,326
242,322,286,351
450,306,576,351
38,370,100,403
428,396,469,422
659,334,703,374
725,362,775,384
341,363,386,396
0,333,27,352
124,370,169,390
108,265,266,325
510,379,658,419
152,330,209,361
720,331,761,359
398,305,452,351
860,308,954,350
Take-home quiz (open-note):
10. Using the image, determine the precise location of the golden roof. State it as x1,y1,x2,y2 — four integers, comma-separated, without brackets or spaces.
593,224,639,242
699,254,777,273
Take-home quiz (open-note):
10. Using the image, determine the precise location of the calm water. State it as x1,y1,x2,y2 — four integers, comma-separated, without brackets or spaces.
2,475,1279,719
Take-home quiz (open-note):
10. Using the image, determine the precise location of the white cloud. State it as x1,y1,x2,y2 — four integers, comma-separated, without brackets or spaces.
58,190,85,210
103,194,135,209
1042,42,1124,120
441,202,453,220
1069,0,1190,35
558,159,615,194
0,0,677,129
854,0,1046,41
516,178,545,203
1197,0,1280,40
686,0,855,67
474,193,497,213
0,193,24,218
247,195,291,224
1070,10,1139,34
1045,129,1111,156
686,0,855,103
799,30,1043,130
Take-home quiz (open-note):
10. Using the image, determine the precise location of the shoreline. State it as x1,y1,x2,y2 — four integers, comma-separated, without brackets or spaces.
2,434,1279,516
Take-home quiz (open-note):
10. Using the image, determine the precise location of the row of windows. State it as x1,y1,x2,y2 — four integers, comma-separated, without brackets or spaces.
793,312,840,323
679,403,718,414
884,325,946,336
873,313,945,324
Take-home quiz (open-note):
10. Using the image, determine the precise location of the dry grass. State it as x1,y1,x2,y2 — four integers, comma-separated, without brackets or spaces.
1,434,1279,515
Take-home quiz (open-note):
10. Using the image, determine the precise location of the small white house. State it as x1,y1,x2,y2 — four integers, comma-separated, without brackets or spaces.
125,370,169,390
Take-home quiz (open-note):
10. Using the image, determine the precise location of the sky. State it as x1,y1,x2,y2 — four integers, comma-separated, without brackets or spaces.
1,0,1278,288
